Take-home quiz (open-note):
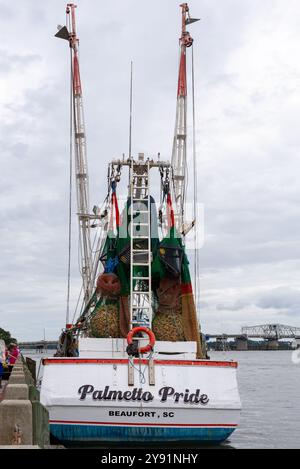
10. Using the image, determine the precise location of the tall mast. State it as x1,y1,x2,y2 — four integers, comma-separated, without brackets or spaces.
56,4,93,306
171,3,199,233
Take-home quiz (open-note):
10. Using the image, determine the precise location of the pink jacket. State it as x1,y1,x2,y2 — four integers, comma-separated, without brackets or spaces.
8,347,19,365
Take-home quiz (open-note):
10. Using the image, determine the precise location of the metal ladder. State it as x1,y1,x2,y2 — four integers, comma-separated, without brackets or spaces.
129,157,152,329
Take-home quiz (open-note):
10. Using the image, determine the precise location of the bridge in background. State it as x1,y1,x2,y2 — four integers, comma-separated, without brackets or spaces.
206,324,300,350
18,341,58,352
18,324,300,352
241,324,300,340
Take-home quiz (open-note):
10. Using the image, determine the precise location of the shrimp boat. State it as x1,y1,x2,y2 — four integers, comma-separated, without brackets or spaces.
40,3,241,445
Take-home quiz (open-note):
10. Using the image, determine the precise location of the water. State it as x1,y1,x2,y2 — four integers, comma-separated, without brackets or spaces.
22,349,300,449
210,350,300,449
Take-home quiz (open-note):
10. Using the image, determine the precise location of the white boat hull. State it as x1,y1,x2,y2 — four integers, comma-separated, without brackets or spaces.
41,341,241,444
47,404,240,443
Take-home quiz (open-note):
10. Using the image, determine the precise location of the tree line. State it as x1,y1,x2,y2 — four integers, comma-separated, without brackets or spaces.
0,327,17,346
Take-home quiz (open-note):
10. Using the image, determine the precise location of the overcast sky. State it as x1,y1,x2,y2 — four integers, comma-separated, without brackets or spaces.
0,0,299,341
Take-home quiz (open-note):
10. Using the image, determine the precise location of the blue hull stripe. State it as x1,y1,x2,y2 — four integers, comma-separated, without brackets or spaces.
50,423,235,443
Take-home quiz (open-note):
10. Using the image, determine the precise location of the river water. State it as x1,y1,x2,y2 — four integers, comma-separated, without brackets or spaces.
211,350,300,449
23,349,300,449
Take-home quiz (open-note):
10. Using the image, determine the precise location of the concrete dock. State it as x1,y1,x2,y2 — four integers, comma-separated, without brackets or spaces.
0,355,51,448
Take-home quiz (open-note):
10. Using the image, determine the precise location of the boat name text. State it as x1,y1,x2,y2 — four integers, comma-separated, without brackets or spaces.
78,385,209,405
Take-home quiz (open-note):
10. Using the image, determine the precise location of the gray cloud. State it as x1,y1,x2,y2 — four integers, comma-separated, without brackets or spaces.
257,287,300,314
0,0,299,340
0,49,40,73
0,3,13,20
217,286,300,313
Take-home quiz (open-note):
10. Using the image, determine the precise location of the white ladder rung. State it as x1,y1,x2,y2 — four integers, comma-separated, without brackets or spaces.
131,321,148,324
130,159,152,329
132,292,151,295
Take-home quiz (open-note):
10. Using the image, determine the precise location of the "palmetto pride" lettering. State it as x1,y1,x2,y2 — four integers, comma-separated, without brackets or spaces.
78,385,209,405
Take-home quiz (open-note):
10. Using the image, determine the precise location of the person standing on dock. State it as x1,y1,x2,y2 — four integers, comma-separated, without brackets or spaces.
0,355,3,389
7,343,20,373
0,340,6,388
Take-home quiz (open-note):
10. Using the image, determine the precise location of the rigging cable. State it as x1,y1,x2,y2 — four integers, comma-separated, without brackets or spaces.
129,61,133,158
66,42,74,326
71,191,114,326
72,284,83,325
191,44,200,313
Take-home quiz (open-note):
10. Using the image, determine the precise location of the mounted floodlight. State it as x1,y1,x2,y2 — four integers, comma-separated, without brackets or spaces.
55,25,70,40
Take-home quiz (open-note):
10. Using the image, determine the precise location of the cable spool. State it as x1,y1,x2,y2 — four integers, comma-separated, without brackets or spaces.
127,327,156,355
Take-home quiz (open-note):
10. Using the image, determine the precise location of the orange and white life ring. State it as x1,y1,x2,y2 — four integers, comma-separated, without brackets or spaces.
127,326,156,354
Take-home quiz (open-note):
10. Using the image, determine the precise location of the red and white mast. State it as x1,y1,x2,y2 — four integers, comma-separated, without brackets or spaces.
56,4,93,306
171,3,199,233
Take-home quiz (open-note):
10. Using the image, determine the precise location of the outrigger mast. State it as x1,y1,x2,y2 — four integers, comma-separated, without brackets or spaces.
56,4,93,307
171,3,199,234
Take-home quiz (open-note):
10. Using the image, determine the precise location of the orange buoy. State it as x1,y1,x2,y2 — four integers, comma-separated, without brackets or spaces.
96,273,121,297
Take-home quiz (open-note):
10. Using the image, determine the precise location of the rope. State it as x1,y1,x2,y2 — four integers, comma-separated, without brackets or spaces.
166,193,175,229
128,351,154,385
129,61,133,158
192,44,200,312
66,45,74,326
182,94,188,239
65,9,112,332
72,284,83,325
109,188,120,231
71,189,116,327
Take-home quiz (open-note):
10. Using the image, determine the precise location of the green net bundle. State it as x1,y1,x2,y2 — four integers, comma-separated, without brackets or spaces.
90,301,120,338
152,309,185,342
152,276,184,342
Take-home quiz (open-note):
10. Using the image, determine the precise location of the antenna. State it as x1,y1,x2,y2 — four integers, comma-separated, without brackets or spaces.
129,61,133,158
